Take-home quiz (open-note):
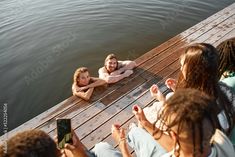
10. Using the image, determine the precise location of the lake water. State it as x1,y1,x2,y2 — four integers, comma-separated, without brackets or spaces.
0,0,234,133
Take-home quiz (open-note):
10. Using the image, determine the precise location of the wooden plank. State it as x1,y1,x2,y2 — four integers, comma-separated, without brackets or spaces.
196,14,235,44
81,64,180,150
79,63,178,146
102,68,180,150
41,76,146,135
46,42,184,137
81,84,159,149
209,17,235,45
35,83,125,129
214,28,235,46
37,71,150,131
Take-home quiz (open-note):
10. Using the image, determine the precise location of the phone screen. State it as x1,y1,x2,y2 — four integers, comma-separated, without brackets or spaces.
56,118,72,149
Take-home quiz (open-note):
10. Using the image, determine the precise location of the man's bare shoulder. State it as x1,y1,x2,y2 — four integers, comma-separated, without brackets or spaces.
98,67,105,72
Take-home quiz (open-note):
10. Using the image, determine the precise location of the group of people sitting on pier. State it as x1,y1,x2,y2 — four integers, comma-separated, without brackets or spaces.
1,37,235,157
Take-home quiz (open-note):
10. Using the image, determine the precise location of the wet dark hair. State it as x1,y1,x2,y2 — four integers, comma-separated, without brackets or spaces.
176,43,234,134
216,37,235,78
154,89,218,157
0,130,58,157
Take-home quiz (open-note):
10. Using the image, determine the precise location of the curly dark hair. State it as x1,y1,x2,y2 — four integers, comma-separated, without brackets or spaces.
154,88,219,157
0,130,58,157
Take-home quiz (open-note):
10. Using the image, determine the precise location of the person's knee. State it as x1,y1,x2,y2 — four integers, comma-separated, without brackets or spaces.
93,142,111,152
129,125,143,136
92,142,122,157
128,126,145,145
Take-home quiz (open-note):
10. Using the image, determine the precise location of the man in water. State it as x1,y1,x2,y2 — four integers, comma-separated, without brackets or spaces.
98,54,136,84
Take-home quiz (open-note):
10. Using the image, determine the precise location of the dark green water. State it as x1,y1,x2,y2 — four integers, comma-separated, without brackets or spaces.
0,0,234,133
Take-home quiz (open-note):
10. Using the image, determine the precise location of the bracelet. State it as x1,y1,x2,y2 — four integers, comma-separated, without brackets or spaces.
118,138,126,145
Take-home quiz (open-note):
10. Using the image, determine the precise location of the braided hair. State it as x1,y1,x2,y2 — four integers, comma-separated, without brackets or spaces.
154,89,218,157
216,37,235,78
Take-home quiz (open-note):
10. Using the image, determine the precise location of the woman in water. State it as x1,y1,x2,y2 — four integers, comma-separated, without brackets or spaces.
72,67,106,101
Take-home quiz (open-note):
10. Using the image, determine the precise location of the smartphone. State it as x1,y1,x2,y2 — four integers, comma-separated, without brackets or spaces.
56,118,72,149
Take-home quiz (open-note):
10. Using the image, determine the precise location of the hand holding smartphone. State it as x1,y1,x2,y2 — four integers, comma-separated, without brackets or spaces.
57,118,73,149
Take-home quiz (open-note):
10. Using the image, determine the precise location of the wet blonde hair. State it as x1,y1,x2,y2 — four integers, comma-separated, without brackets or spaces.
73,67,89,86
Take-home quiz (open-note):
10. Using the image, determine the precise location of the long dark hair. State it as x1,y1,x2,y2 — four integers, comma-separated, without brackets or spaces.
176,43,219,96
176,43,234,133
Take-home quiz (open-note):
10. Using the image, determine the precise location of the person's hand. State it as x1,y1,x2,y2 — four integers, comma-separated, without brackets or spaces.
63,144,81,157
110,71,120,76
77,86,89,92
111,124,126,145
53,136,64,157
124,70,133,77
110,68,125,75
61,130,88,157
150,84,165,102
165,78,176,91
132,105,148,127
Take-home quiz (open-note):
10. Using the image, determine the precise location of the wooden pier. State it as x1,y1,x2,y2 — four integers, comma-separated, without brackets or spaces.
1,2,235,152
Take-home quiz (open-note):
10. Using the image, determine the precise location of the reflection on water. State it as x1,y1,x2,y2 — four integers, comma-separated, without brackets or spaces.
0,0,234,132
